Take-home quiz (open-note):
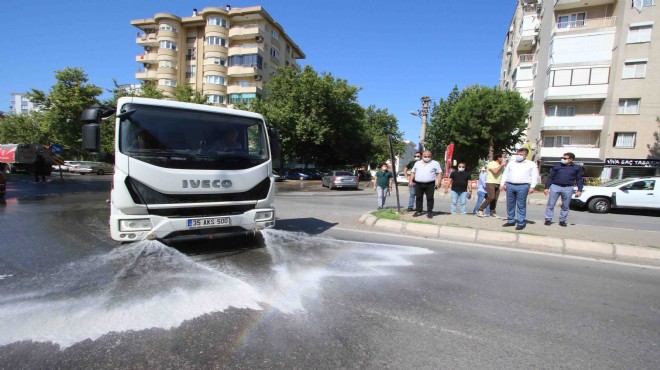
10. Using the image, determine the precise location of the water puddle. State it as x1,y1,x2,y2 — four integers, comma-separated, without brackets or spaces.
0,230,431,348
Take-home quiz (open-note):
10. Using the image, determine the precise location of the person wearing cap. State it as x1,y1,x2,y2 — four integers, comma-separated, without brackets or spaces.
543,152,583,227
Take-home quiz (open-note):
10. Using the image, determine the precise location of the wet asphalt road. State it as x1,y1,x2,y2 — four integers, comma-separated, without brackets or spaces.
0,175,659,369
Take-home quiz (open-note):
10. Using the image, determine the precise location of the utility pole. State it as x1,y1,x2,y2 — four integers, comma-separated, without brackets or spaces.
410,96,432,152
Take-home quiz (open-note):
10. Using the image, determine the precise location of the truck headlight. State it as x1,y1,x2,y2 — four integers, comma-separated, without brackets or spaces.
254,211,274,222
119,219,152,231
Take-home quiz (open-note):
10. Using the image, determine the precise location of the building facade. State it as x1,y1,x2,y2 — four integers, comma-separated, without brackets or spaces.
8,93,37,115
131,5,305,107
501,0,659,180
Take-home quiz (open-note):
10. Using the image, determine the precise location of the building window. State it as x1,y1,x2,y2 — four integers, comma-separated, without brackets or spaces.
270,47,280,59
158,60,176,68
643,0,655,6
208,95,225,104
229,93,257,105
159,23,177,32
206,36,227,47
205,75,225,85
618,99,640,114
543,136,571,148
622,61,647,79
159,79,177,87
228,54,263,69
185,66,196,78
186,48,196,61
159,40,177,50
272,30,279,41
211,57,226,66
557,13,585,29
613,133,636,148
546,105,575,117
207,17,227,27
627,25,652,43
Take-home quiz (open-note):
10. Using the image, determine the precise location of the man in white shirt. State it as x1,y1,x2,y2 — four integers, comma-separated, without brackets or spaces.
500,148,539,230
409,150,443,219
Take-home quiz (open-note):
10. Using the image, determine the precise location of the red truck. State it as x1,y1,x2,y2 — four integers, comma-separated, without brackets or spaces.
0,143,53,175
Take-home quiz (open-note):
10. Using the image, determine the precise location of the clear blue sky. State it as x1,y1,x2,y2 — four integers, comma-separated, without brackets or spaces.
1,0,515,142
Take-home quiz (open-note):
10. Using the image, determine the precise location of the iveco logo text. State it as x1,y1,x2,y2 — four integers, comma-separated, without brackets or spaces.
182,180,232,188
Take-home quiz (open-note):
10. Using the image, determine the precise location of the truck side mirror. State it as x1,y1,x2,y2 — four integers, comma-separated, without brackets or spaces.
268,126,280,160
82,123,100,152
81,107,102,124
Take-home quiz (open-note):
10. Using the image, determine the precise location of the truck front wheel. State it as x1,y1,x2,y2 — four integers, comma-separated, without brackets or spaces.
588,197,611,214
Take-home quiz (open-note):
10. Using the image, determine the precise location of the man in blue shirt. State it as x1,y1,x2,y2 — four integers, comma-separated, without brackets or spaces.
544,152,583,227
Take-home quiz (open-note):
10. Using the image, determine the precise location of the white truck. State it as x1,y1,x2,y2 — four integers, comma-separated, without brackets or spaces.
81,97,279,244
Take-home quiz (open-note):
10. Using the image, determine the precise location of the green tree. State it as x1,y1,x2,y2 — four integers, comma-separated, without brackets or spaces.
648,117,660,159
173,84,209,104
363,105,405,167
253,66,367,168
27,67,103,157
0,111,51,144
431,85,530,170
140,81,166,99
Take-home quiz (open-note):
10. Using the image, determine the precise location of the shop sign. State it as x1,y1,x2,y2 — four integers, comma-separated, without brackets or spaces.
605,158,660,168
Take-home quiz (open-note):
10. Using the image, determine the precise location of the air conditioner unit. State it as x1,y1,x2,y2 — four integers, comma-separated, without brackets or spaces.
509,25,514,33
534,23,541,31
507,46,512,54
254,74,262,81
255,35,264,43
145,64,151,68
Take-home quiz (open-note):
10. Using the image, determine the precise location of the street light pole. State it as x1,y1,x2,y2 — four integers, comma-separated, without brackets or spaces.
410,96,431,152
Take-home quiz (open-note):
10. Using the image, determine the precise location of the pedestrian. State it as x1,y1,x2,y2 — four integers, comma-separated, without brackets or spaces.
472,167,491,215
543,152,583,227
403,151,421,211
373,163,393,209
34,154,46,183
445,162,472,214
476,152,507,218
409,150,443,219
501,148,539,230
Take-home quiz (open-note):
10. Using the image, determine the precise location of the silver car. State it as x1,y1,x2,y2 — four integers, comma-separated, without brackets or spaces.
322,171,359,190
70,161,114,175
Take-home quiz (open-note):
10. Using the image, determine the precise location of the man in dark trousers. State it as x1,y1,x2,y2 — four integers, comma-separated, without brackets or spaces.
544,152,583,227
403,151,421,211
34,154,47,183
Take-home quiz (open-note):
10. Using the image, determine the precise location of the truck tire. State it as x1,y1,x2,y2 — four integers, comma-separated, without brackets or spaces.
587,197,611,214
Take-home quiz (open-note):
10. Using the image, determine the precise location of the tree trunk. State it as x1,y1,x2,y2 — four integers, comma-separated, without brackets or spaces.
488,137,494,161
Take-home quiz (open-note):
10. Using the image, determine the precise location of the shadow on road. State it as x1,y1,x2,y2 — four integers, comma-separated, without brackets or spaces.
275,217,338,235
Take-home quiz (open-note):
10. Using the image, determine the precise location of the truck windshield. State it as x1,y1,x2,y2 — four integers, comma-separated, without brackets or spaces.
118,103,269,170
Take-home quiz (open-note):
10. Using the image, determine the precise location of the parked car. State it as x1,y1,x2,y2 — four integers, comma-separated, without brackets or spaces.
282,170,310,181
302,169,323,180
70,161,114,175
51,160,77,172
322,170,360,190
571,176,660,213
273,170,286,182
396,172,408,185
0,171,6,197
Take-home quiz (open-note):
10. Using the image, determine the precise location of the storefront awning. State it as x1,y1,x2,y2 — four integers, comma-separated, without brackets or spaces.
542,157,604,165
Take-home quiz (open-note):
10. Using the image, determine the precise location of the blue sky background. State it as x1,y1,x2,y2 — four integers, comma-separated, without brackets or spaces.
1,0,515,142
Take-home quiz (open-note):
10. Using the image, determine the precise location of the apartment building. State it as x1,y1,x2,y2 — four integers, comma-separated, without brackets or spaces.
8,93,37,115
500,0,659,180
131,5,305,107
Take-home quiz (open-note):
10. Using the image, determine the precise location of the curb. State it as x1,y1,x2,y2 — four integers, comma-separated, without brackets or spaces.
359,213,660,267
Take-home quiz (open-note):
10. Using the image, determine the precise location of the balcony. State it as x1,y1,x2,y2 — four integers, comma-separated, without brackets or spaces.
135,68,158,81
227,65,259,77
545,84,608,101
136,53,157,63
541,116,604,131
228,43,264,56
540,146,601,159
136,33,158,46
518,54,535,64
553,16,616,34
516,14,540,52
228,24,266,40
227,82,261,94
554,0,616,11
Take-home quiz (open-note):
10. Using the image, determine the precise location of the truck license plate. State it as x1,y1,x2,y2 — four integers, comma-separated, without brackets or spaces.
187,217,231,229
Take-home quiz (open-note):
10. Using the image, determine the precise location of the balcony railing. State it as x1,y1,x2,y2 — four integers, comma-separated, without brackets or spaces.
554,16,616,33
519,54,534,63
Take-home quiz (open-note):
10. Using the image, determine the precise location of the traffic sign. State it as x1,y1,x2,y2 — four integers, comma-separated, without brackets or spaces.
50,144,64,154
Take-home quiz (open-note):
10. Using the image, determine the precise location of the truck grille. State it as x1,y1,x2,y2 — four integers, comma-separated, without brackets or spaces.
148,204,255,217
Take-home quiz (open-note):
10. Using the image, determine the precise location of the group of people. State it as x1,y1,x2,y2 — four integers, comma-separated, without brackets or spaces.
374,148,584,229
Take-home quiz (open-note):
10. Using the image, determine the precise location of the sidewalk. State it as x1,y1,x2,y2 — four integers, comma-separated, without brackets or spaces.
358,209,660,267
